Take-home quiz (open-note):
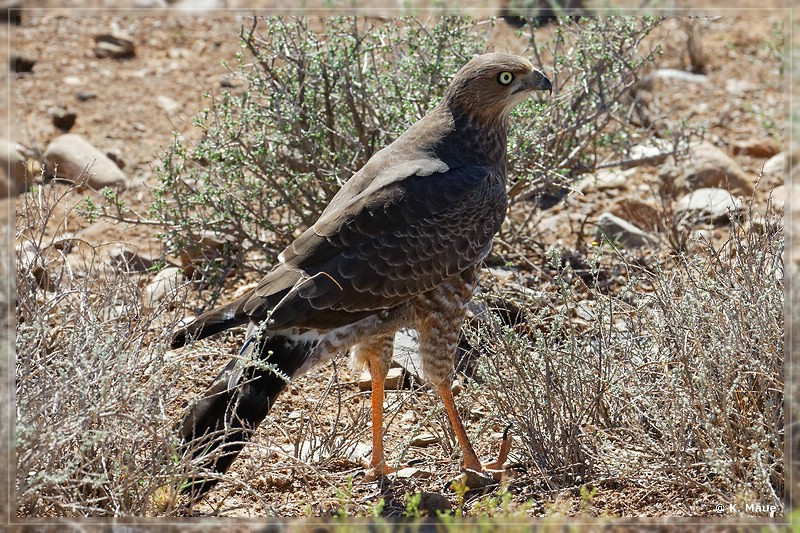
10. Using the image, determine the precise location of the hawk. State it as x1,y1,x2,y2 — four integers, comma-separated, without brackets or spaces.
170,53,551,498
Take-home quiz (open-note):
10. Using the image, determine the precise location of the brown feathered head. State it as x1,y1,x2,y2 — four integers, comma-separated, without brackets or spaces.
443,53,551,125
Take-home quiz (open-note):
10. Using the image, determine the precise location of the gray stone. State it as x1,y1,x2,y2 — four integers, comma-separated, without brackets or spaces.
410,433,439,447
576,167,636,192
418,491,452,515
0,138,32,196
11,53,35,73
627,138,675,165
142,266,184,309
725,78,759,95
394,467,431,479
156,95,180,114
76,91,97,102
179,230,238,275
44,134,127,189
109,247,160,272
345,442,372,464
670,141,754,195
94,31,135,59
44,133,126,189
358,366,405,391
769,185,785,212
595,212,658,248
651,68,710,85
674,188,743,222
391,329,424,381
49,105,76,131
762,152,785,181
105,149,126,170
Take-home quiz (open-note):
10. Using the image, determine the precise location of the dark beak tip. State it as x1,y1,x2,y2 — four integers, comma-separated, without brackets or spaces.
542,76,553,95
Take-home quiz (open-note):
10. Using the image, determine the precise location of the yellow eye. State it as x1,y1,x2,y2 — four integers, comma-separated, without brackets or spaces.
498,71,514,85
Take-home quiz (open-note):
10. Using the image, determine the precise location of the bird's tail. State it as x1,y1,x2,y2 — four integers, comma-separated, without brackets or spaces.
176,331,316,500
170,295,251,349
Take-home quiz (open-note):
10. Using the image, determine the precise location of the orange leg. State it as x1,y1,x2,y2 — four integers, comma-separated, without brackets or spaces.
437,383,513,484
361,355,396,480
437,383,482,471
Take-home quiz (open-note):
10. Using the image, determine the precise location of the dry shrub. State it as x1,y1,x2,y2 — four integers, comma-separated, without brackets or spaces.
475,201,784,511
15,181,190,516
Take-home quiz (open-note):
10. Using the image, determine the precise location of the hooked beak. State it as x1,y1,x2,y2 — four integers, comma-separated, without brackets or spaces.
514,69,552,97
532,70,552,95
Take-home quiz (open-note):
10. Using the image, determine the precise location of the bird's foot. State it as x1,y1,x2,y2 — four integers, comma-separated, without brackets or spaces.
360,457,397,482
451,424,515,490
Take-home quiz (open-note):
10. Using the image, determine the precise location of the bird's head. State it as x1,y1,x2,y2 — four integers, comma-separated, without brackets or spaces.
443,53,552,126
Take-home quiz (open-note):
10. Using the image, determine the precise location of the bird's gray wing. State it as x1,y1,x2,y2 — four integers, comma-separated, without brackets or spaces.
242,164,506,330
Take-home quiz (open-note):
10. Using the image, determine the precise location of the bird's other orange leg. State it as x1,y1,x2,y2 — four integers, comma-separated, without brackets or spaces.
437,383,482,471
356,337,396,481
437,383,512,485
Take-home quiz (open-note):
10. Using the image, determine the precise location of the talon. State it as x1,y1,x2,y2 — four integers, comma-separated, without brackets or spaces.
448,424,515,489
483,423,513,473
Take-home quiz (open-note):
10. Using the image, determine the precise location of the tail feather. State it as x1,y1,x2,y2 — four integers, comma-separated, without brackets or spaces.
171,296,251,349
177,333,316,500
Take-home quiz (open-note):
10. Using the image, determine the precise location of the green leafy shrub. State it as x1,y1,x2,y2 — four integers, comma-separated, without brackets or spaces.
152,16,663,281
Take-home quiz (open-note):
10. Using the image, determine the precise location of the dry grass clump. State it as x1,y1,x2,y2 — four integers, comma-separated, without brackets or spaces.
474,200,784,513
15,182,191,517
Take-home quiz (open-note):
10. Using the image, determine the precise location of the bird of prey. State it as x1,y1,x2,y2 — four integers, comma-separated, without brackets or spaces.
170,52,551,499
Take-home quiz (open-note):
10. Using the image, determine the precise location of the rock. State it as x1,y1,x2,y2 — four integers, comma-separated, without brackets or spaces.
345,442,372,464
417,492,452,516
358,366,405,391
109,247,160,272
49,105,76,131
674,188,743,222
94,31,136,59
731,138,780,159
725,78,759,95
575,167,635,192
384,367,406,390
395,467,431,480
607,197,662,233
391,329,424,382
11,53,35,73
575,300,595,321
769,185,785,213
76,91,97,102
663,141,754,196
105,149,126,170
44,134,127,189
761,152,785,181
0,138,33,196
221,74,246,88
401,410,417,424
143,267,185,309
649,68,709,85
50,233,78,253
156,95,180,114
179,230,238,274
410,432,439,447
16,243,54,292
625,139,674,167
595,212,658,248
